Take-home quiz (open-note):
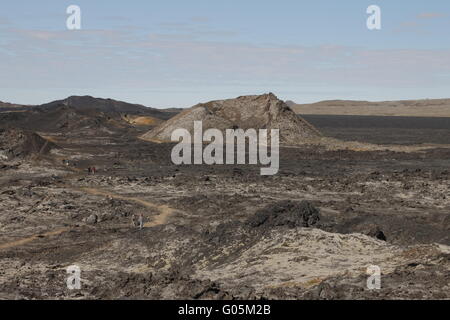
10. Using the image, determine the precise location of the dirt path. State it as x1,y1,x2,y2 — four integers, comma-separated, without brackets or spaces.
0,228,69,250
0,150,177,251
79,187,175,227
51,156,176,226
0,177,175,251
0,185,175,250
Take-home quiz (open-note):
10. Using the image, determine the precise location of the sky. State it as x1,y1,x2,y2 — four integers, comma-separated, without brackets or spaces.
1,0,450,108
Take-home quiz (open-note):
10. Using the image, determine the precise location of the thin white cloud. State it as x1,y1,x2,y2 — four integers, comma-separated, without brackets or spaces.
417,12,446,19
395,12,447,33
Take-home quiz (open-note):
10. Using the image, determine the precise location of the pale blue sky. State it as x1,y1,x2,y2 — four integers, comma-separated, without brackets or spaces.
1,0,449,107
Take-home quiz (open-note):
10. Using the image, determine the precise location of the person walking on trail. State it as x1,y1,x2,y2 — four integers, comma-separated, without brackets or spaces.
87,167,91,175
92,167,96,175
138,213,144,230
131,213,144,230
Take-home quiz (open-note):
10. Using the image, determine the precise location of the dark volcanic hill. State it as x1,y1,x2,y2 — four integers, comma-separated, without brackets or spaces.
38,96,174,120
141,93,322,145
0,96,180,134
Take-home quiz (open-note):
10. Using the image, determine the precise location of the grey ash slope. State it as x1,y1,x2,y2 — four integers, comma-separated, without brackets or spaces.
141,93,322,145
0,128,58,160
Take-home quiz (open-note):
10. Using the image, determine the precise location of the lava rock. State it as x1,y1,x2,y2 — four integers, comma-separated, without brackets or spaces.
86,214,98,225
246,200,321,229
361,224,387,241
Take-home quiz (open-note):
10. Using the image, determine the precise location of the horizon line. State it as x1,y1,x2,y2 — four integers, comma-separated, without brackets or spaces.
2,94,450,110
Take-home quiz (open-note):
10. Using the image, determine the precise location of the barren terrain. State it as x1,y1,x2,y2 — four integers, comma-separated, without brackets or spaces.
291,99,450,117
0,96,449,300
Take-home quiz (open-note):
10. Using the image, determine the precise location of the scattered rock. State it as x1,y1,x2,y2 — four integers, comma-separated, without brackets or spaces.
86,214,98,225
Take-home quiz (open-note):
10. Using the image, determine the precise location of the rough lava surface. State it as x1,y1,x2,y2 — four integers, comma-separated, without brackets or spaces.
0,95,449,300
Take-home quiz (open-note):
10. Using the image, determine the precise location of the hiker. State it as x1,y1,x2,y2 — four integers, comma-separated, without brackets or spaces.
131,214,143,229
138,213,144,230
87,167,91,175
92,167,96,175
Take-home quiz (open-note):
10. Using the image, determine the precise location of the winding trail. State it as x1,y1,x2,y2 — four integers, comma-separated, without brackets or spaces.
0,172,177,250
55,155,177,227
0,228,69,250
79,187,175,227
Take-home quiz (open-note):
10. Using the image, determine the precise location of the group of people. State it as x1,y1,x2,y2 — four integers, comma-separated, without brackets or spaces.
87,166,97,175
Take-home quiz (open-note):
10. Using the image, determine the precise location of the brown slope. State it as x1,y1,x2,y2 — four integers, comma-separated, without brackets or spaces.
291,99,450,117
